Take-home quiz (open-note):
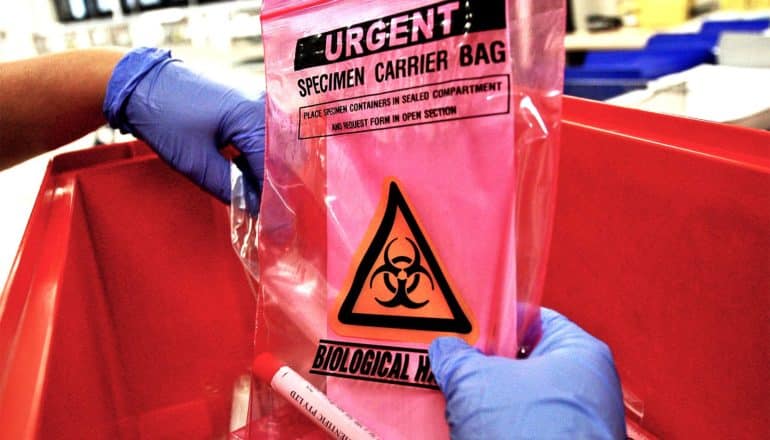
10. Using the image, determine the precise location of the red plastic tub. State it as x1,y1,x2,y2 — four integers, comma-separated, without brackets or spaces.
544,98,770,439
0,143,255,439
1,97,768,439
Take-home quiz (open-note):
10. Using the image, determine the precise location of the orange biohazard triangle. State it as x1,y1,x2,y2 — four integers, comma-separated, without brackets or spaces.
331,180,477,344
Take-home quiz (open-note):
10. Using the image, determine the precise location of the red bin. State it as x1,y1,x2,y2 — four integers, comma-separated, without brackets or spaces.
544,98,770,439
0,143,255,439
1,97,768,439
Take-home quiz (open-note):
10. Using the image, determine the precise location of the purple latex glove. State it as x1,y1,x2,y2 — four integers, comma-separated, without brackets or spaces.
430,307,626,439
103,47,264,209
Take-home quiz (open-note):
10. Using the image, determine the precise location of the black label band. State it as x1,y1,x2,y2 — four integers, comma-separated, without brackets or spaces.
293,0,507,71
309,339,439,390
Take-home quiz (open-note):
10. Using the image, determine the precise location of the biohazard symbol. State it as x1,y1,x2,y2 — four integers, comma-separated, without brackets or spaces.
331,180,477,344
371,237,432,309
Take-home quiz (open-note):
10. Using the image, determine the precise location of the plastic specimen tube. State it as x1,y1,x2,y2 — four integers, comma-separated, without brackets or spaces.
252,352,380,440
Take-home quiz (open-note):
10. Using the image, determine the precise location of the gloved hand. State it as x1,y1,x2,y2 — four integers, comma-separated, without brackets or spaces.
429,307,626,439
103,47,264,210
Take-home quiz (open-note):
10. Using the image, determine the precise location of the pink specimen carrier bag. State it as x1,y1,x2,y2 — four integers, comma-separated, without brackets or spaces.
230,0,565,438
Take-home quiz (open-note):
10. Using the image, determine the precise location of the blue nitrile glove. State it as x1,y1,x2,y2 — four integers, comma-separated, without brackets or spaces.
429,307,626,440
103,47,264,210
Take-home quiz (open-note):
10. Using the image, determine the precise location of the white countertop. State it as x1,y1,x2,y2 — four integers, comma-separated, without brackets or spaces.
566,27,654,51
608,64,770,129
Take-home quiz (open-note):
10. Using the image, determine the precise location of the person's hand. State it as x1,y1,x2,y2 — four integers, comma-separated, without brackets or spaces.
429,308,626,439
103,47,264,210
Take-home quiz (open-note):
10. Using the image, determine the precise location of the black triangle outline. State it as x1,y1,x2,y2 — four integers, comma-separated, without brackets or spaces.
337,181,472,334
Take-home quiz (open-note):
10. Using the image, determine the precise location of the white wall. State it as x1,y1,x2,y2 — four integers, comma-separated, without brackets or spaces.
0,0,58,29
0,1,261,61
0,0,59,59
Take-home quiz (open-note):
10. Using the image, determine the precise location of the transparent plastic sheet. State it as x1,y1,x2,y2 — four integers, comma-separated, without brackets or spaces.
231,166,261,282
231,1,564,438
510,0,565,355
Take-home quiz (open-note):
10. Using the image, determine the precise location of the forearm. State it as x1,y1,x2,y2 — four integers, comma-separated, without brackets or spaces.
0,48,126,169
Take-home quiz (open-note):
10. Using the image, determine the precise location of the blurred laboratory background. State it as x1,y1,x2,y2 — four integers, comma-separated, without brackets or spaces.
566,0,770,129
0,0,264,89
2,0,770,128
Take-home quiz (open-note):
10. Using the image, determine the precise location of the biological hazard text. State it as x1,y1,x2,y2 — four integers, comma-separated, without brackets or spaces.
309,339,438,390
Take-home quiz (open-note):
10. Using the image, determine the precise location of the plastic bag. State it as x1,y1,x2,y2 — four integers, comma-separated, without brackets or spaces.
232,1,564,438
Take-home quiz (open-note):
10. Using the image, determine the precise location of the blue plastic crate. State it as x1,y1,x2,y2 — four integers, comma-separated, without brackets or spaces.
645,34,718,62
564,78,649,101
565,50,711,100
565,17,770,101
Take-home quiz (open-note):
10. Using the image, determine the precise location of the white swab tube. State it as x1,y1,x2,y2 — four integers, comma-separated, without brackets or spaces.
253,352,380,440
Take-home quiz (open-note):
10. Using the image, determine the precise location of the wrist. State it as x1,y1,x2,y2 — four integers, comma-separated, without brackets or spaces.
103,47,173,133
